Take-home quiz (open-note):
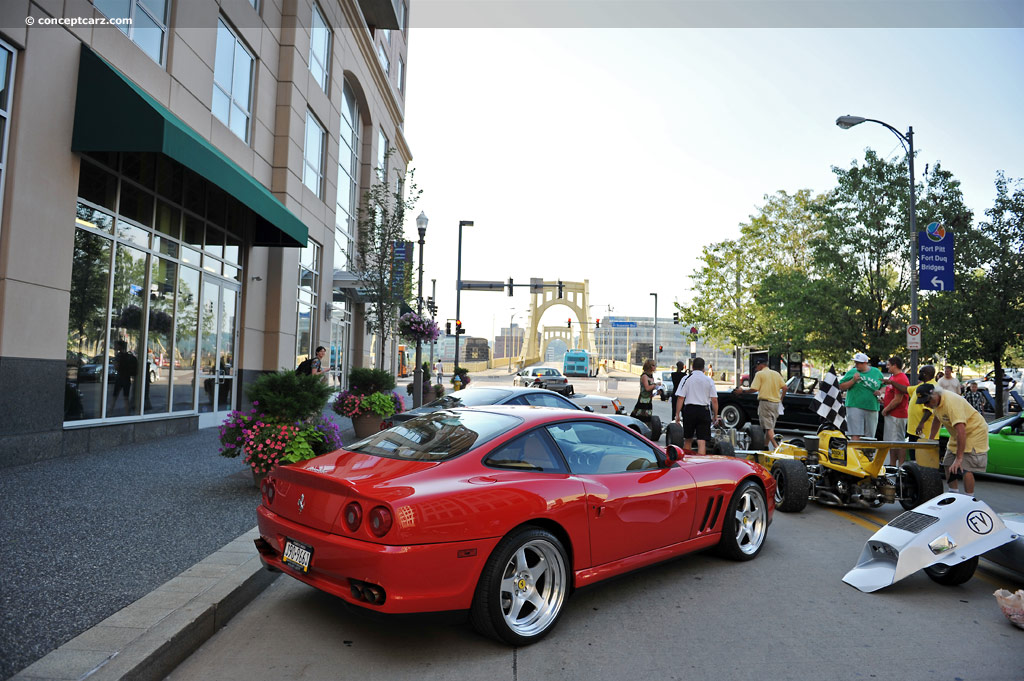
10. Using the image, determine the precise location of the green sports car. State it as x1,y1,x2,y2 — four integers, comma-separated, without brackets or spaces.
938,413,1024,478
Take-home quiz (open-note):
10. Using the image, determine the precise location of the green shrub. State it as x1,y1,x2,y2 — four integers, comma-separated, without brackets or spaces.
348,367,396,395
245,370,333,423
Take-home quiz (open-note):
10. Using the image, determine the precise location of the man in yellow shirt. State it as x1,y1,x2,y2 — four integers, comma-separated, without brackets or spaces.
917,383,989,494
735,358,787,447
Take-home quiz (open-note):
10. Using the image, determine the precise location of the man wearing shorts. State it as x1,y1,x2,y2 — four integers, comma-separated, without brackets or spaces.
918,383,989,494
880,356,909,464
734,358,786,447
675,357,718,454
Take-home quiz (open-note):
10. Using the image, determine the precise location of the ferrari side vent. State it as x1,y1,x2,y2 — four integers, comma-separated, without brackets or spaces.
698,495,726,534
888,510,939,534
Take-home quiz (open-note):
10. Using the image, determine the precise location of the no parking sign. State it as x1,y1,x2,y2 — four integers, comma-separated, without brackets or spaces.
907,324,922,351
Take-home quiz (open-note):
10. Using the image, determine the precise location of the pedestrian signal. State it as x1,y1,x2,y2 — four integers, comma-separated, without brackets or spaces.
672,312,679,324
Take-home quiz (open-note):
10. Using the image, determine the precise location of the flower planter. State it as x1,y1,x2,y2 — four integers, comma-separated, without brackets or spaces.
423,386,437,404
352,412,383,439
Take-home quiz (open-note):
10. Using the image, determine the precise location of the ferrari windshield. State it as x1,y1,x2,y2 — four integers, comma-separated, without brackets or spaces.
347,409,521,461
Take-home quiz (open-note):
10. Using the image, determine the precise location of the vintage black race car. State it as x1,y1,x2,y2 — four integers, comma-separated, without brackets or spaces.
717,375,822,431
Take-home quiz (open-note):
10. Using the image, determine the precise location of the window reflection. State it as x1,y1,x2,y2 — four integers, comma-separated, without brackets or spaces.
65,230,111,421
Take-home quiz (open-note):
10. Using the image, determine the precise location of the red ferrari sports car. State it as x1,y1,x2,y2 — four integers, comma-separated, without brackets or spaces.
255,406,775,645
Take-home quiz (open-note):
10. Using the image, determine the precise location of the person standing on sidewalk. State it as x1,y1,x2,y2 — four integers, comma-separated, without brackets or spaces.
675,357,718,453
918,384,989,494
733,358,787,447
839,352,883,440
937,365,962,395
881,356,909,464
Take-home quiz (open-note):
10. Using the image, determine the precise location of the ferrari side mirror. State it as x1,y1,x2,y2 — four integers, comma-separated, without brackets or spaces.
665,445,684,463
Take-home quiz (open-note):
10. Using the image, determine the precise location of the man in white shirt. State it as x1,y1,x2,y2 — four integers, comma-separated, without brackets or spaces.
674,357,719,454
937,365,962,395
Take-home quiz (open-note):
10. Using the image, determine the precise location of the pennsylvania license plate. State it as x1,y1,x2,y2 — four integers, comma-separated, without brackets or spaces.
282,538,313,573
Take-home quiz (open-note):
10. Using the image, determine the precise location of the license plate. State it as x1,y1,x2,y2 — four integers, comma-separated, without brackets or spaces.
282,538,313,573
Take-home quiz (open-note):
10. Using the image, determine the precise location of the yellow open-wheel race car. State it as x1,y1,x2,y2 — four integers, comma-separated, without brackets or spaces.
742,428,945,513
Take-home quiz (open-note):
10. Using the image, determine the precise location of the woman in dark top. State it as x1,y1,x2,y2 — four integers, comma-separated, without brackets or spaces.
631,359,657,423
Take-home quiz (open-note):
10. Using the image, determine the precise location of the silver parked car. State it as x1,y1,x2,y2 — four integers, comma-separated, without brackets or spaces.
513,367,573,395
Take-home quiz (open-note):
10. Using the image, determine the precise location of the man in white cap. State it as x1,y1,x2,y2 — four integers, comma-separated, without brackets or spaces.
918,383,989,494
839,352,884,440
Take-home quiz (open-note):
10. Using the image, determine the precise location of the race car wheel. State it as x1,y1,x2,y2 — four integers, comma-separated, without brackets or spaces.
470,527,569,646
898,462,945,510
713,440,736,457
665,422,685,448
772,459,809,512
721,404,745,429
747,424,767,451
716,480,768,561
649,415,663,441
924,556,979,586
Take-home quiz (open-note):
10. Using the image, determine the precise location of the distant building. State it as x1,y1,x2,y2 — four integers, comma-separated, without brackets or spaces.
594,316,733,370
493,324,525,360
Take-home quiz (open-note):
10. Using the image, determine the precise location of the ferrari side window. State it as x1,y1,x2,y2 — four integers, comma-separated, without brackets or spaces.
547,422,659,475
523,392,573,409
484,430,567,473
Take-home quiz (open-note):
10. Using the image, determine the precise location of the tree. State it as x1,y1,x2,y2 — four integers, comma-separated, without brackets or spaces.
348,152,422,369
924,171,1024,415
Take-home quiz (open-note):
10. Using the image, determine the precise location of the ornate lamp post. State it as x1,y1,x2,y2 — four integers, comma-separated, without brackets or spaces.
413,211,428,407
836,115,919,379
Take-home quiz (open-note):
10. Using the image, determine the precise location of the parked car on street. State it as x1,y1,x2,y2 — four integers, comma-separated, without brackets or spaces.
255,406,775,645
659,371,675,401
717,375,821,430
77,354,115,382
566,392,626,415
513,367,573,394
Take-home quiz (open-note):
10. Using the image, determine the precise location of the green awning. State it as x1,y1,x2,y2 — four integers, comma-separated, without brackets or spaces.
71,45,307,248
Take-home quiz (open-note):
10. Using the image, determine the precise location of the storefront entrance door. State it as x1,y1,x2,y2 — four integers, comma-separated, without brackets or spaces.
197,280,239,428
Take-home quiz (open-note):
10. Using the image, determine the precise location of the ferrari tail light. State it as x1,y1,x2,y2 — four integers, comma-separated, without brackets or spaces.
368,506,393,537
261,478,276,505
343,501,363,532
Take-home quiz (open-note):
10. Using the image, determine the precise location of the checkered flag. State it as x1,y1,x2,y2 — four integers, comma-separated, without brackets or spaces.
814,365,847,432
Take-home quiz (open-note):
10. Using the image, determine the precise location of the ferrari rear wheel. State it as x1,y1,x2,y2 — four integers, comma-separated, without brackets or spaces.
470,527,569,645
716,480,768,560
924,556,979,586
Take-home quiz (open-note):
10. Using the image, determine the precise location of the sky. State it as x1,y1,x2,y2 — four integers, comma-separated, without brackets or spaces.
400,27,1024,342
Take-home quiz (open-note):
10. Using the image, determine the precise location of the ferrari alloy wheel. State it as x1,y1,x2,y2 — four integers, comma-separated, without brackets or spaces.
471,527,569,645
924,556,979,586
716,480,768,560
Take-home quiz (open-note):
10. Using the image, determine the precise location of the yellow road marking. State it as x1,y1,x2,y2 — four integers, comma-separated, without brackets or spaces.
827,507,1019,589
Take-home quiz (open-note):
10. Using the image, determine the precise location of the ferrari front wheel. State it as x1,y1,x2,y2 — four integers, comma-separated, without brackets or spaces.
470,527,570,645
716,480,768,560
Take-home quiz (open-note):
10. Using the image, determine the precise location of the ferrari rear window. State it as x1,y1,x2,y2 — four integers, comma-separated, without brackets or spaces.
347,409,521,461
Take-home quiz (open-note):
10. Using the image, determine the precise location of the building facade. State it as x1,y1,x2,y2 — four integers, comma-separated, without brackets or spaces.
0,0,413,466
594,316,734,372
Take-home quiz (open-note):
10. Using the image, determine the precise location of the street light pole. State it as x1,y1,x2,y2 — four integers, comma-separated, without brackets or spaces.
650,292,657,367
454,220,473,375
413,211,428,408
836,115,919,379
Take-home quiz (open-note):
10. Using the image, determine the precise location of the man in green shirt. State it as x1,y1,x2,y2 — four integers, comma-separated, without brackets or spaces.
839,352,883,440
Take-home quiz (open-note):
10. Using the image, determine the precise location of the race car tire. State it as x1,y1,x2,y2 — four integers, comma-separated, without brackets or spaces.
772,459,809,512
747,424,767,451
715,480,768,561
713,440,736,457
898,461,945,510
649,415,663,442
720,404,746,429
665,422,685,448
924,556,979,586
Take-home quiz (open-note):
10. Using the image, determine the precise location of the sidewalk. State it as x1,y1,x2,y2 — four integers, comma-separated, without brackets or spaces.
1,408,355,681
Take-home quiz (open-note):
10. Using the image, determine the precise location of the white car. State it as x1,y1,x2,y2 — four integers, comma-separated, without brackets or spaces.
566,393,625,415
513,367,573,394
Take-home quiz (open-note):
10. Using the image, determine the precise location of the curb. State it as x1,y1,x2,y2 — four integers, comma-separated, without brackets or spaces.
12,527,278,681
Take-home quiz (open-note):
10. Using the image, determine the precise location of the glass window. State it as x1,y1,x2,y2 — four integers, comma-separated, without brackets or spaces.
78,161,118,211
348,410,522,461
397,57,405,94
94,0,169,66
309,3,331,93
213,18,254,143
303,111,325,197
65,229,112,421
145,256,177,414
546,421,660,474
399,0,408,31
295,240,320,365
377,129,388,184
173,266,200,412
522,392,575,409
108,243,149,417
334,80,360,275
485,430,568,473
377,42,390,76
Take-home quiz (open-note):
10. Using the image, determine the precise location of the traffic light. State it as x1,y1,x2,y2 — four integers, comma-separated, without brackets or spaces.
690,326,698,336
659,345,664,353
672,312,679,324
445,321,451,335
567,318,572,329
595,318,600,329
456,320,465,335
507,277,514,297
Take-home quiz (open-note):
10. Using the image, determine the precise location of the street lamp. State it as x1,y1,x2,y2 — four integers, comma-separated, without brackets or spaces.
454,220,474,375
650,292,657,367
413,211,428,408
835,114,919,378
